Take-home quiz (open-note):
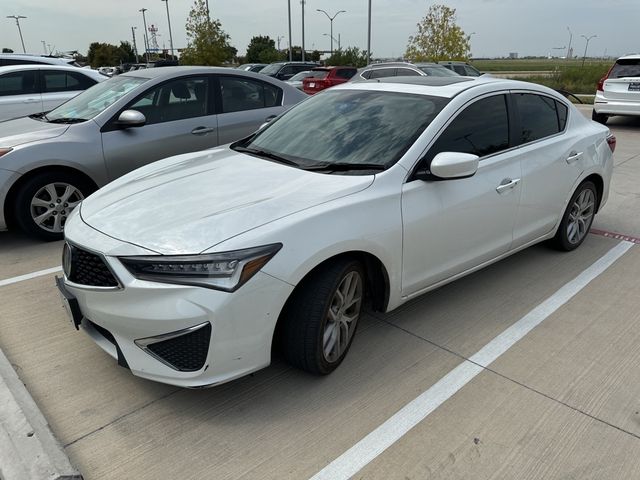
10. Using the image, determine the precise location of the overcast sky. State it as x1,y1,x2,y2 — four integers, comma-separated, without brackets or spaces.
1,0,637,59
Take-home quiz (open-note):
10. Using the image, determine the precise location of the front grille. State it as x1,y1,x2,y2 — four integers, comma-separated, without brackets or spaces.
146,323,211,371
67,245,119,287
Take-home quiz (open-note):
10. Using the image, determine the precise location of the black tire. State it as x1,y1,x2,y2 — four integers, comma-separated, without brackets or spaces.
281,258,365,375
553,181,598,251
592,110,608,125
13,171,95,241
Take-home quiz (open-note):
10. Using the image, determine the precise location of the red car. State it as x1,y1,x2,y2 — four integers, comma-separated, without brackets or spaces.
302,66,357,94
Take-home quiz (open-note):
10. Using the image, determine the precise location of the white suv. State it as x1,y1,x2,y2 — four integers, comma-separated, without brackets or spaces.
593,54,640,124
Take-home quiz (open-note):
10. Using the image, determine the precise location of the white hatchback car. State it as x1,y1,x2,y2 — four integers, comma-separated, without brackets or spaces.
0,64,106,122
593,54,640,124
58,77,615,388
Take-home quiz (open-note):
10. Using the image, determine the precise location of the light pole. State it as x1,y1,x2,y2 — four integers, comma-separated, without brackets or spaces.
581,34,597,67
131,27,140,63
566,26,573,60
287,0,292,61
277,35,284,51
6,15,27,53
160,0,175,59
316,9,346,57
323,33,340,54
367,0,372,65
301,0,306,62
139,8,150,64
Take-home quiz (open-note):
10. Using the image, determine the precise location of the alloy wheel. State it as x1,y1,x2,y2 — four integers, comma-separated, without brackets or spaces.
566,188,595,245
30,182,84,233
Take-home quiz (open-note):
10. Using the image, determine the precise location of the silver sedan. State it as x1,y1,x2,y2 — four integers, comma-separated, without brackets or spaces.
0,66,306,240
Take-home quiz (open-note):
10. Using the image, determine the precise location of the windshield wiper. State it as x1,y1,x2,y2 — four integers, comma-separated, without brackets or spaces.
304,162,386,172
29,112,49,121
232,146,301,168
47,117,88,124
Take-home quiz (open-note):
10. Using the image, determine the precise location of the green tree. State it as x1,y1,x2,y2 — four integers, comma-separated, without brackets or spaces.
180,0,234,66
117,41,136,63
87,42,137,67
246,35,280,63
325,47,369,67
405,4,470,62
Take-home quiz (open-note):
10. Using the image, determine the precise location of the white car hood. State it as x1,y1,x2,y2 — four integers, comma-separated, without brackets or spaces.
80,147,374,254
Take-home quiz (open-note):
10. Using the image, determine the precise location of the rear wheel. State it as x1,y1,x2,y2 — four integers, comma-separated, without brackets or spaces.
592,110,609,125
281,258,365,375
553,181,598,251
13,171,94,241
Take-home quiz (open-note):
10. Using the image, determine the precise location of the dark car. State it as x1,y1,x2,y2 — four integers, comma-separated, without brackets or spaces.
302,66,357,94
438,61,482,77
259,61,319,81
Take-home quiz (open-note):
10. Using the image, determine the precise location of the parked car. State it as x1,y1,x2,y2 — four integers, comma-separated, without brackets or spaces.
0,53,80,67
439,61,482,76
351,62,459,82
286,70,312,90
592,54,640,124
0,64,106,122
0,66,306,240
58,76,615,388
259,61,319,81
98,66,118,77
302,66,357,94
236,63,267,73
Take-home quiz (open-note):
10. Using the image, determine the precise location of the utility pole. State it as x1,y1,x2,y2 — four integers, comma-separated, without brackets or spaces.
287,0,293,61
316,9,346,57
581,34,597,67
277,35,284,51
367,0,372,65
161,0,175,59
131,27,140,63
301,0,306,62
139,8,150,64
6,15,27,53
566,26,573,60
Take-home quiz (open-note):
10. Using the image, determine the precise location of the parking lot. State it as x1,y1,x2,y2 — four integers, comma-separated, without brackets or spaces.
1,105,640,479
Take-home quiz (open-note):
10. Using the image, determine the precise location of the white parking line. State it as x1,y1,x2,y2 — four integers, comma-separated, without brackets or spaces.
310,240,634,480
0,266,62,288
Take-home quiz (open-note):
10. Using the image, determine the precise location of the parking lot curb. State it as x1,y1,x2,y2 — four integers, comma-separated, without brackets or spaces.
0,347,83,480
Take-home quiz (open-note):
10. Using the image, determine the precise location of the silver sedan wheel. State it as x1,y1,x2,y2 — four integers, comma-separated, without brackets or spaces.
567,188,595,245
323,270,363,363
30,183,84,233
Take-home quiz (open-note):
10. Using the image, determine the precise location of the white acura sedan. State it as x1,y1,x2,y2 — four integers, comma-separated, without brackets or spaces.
58,77,615,388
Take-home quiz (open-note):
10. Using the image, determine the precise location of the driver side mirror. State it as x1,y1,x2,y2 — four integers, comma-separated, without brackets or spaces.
415,152,479,181
115,109,146,128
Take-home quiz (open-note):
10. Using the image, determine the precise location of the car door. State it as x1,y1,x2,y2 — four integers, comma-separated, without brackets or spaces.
102,75,217,180
510,92,581,246
216,75,285,145
40,69,98,112
401,93,522,296
0,70,42,121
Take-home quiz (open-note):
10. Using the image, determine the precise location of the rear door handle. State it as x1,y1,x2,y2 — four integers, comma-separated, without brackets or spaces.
496,178,520,194
191,126,215,135
566,151,583,164
22,98,39,103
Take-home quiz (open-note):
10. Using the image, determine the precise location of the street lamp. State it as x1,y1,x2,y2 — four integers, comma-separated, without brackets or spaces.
160,0,175,59
316,9,346,57
6,15,27,53
287,0,292,61
139,8,150,64
131,27,140,63
323,33,341,53
566,26,573,60
301,0,306,62
581,34,597,67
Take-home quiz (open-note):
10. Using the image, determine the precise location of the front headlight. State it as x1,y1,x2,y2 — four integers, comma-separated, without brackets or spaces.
119,243,282,292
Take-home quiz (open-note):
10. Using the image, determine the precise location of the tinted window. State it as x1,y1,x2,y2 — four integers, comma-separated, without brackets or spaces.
556,100,568,131
428,95,509,160
220,76,280,113
280,65,295,75
369,68,396,79
464,66,479,76
453,66,466,75
610,59,640,78
361,70,372,79
515,93,560,143
128,76,209,124
42,71,96,93
0,71,38,96
396,68,421,76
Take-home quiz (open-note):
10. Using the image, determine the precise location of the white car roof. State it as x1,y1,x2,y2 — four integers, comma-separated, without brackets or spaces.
0,54,76,65
617,54,640,61
0,64,106,81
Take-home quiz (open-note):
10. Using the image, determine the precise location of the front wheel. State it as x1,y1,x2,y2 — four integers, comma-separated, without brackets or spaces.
281,258,365,375
553,181,598,251
13,171,94,241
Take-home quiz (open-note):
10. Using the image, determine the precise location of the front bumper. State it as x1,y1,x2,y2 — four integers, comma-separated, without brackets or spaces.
63,218,294,388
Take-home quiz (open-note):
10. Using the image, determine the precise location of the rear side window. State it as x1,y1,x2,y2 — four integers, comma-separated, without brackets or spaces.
334,68,356,79
514,93,562,144
427,94,510,160
556,101,568,131
396,68,421,77
453,66,466,75
42,71,97,93
0,70,38,96
610,59,640,78
369,68,396,79
220,76,281,113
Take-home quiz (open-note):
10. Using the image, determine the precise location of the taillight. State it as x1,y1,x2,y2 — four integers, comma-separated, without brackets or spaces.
597,64,615,92
607,134,616,153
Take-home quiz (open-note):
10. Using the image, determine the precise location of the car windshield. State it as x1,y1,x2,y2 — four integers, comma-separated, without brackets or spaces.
419,66,459,77
234,90,448,170
611,59,640,78
260,63,284,75
46,75,148,122
289,71,312,82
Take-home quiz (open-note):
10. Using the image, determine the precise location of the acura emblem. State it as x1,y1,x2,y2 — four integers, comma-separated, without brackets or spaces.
62,243,73,278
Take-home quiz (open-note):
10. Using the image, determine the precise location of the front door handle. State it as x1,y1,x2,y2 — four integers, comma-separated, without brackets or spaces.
566,151,583,164
496,178,520,194
191,126,215,135
22,98,39,103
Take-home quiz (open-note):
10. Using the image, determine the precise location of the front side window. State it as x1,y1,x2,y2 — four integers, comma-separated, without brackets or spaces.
514,93,561,144
369,68,396,79
0,70,38,96
220,76,280,113
427,94,510,161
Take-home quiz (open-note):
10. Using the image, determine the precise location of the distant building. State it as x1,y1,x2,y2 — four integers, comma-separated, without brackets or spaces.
509,52,518,59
